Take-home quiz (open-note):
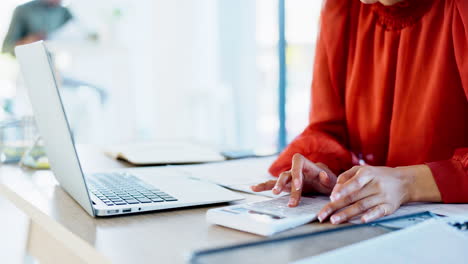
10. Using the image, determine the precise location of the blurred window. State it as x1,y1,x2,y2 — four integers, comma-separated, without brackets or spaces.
0,0,322,152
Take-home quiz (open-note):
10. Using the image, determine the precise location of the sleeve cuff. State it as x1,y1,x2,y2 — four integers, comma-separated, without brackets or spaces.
427,159,468,203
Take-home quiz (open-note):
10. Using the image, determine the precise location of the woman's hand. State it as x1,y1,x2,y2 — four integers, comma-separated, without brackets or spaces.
251,154,337,207
317,165,442,224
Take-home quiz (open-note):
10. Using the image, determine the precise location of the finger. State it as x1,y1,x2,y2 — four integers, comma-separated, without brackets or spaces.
304,174,337,194
328,195,383,224
272,171,292,194
336,166,361,185
302,159,332,180
290,154,305,191
318,171,334,188
302,162,336,193
316,162,338,184
361,204,394,223
282,183,292,192
251,180,277,192
289,154,305,207
317,184,377,222
330,167,373,202
331,166,361,195
273,183,293,193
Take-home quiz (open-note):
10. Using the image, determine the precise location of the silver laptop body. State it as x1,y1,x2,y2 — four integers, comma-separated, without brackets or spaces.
15,41,243,217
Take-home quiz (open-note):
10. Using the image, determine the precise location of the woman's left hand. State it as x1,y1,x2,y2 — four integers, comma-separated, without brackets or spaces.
316,165,441,224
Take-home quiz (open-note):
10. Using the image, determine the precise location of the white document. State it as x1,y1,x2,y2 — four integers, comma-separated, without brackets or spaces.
427,203,468,216
292,218,468,264
349,203,435,224
441,215,468,237
179,156,286,198
207,196,330,236
350,202,468,224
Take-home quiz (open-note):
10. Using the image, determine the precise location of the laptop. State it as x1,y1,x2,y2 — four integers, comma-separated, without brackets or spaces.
15,41,244,217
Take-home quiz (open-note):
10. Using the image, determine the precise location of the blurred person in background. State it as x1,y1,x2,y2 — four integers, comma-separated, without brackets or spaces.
1,0,106,144
2,0,72,55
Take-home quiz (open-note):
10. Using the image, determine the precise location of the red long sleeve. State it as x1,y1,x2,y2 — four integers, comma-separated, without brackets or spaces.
269,0,468,203
427,0,468,203
429,149,468,203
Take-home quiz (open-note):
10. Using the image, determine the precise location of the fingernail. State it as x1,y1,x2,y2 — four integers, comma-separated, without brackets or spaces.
354,218,364,224
321,172,331,186
331,215,341,224
272,186,279,193
318,208,331,221
363,212,377,223
320,171,327,178
294,179,301,190
362,215,371,223
318,212,327,222
288,198,297,207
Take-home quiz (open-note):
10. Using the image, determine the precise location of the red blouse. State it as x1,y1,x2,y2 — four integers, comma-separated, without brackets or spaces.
269,0,468,203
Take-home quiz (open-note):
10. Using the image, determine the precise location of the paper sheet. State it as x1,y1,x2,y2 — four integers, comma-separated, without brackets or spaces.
350,203,468,224
292,218,468,264
427,203,468,216
177,157,286,198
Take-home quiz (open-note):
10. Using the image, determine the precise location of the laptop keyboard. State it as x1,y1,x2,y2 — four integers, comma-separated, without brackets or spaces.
87,172,178,206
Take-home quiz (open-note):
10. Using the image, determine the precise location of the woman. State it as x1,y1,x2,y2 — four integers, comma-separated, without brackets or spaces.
252,0,468,224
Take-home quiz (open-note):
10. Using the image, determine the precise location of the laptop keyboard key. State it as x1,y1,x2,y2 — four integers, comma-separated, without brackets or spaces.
136,198,152,203
162,197,177,201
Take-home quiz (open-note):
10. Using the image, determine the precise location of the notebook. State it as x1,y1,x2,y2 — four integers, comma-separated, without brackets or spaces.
104,141,225,165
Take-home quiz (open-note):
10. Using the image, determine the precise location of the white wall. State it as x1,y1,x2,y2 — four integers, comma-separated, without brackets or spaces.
142,0,259,150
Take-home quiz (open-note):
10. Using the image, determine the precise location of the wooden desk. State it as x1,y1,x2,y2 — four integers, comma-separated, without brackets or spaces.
0,196,30,264
0,146,386,264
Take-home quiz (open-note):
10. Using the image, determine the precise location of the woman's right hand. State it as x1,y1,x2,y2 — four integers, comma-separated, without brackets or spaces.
251,153,337,207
